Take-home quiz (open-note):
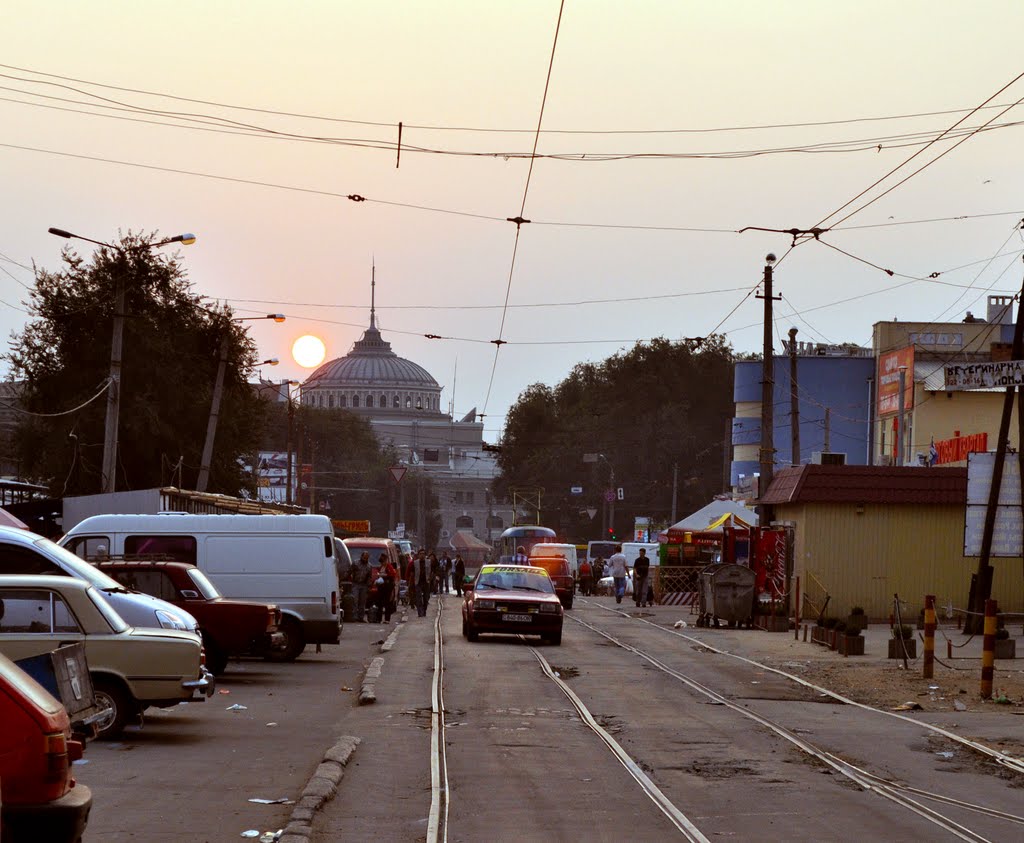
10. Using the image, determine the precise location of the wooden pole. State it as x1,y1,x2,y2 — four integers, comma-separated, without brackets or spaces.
923,594,935,679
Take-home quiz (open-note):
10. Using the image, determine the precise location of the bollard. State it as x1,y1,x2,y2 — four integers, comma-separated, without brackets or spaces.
947,638,952,660
802,623,808,642
980,599,997,700
923,594,935,679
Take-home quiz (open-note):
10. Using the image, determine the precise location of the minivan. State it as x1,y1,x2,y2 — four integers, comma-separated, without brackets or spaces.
60,514,342,662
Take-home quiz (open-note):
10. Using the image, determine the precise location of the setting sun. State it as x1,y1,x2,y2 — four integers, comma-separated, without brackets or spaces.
292,335,327,368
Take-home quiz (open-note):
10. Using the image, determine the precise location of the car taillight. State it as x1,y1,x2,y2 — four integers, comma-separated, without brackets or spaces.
43,731,70,786
267,608,277,630
331,591,337,615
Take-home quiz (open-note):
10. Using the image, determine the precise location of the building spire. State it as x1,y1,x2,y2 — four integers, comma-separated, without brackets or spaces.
370,258,376,329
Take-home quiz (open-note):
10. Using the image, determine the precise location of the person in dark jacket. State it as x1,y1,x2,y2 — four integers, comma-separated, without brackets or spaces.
578,558,593,596
351,552,372,622
633,548,651,608
409,549,431,617
453,554,466,596
429,553,441,594
375,553,397,623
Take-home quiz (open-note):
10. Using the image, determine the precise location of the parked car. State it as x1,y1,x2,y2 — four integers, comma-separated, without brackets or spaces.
462,564,563,645
93,560,284,675
60,514,342,662
0,652,92,843
0,525,200,635
0,576,213,738
524,549,575,609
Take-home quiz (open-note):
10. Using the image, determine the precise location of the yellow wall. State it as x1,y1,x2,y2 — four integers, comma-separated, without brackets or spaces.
779,501,1024,620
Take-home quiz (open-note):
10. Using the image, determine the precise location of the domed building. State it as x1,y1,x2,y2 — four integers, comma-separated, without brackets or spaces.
299,283,506,552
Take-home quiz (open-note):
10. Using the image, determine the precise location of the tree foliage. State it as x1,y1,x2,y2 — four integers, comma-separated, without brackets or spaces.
7,233,263,495
494,336,736,540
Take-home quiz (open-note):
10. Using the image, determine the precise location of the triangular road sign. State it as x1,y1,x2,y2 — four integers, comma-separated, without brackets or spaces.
586,508,598,520
389,466,408,485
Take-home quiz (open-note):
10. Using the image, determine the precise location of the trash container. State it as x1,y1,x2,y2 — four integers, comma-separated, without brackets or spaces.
15,643,108,736
697,564,756,628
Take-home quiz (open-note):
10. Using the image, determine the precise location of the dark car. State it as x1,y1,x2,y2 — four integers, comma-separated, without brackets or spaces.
0,652,92,843
94,560,283,675
462,565,563,645
524,552,575,609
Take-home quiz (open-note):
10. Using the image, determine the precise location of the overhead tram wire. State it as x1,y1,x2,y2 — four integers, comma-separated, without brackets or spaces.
1,61,1018,136
481,0,565,420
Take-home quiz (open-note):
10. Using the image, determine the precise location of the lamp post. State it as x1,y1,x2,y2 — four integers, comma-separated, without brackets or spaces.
196,314,285,492
48,227,195,494
282,380,300,506
583,453,615,538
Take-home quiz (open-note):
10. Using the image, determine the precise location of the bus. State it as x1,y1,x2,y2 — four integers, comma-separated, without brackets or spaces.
495,526,557,563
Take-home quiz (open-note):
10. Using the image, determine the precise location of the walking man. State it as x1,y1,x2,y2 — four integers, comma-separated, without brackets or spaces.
578,558,593,596
409,549,431,617
512,545,529,564
440,552,452,593
608,545,628,605
633,548,651,609
453,553,466,596
351,551,372,622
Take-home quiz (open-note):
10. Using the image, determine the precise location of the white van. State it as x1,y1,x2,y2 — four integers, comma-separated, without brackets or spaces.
60,514,341,661
621,542,660,569
527,542,579,576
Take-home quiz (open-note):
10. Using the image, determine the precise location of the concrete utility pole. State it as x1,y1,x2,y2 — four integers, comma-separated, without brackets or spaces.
788,327,800,466
671,463,678,524
757,254,779,507
896,366,907,465
824,407,831,453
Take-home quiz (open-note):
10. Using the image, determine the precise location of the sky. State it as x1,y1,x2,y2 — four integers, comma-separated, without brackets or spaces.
2,1,1024,443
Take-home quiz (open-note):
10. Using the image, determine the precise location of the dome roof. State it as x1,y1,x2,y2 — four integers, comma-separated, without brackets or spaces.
304,322,440,390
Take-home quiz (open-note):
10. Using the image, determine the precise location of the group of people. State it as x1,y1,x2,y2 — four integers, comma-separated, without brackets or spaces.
350,550,399,624
350,548,469,622
576,545,653,607
406,548,467,617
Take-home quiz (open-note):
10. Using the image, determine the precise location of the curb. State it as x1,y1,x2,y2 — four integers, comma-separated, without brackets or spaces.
381,624,402,653
279,735,360,843
358,656,385,705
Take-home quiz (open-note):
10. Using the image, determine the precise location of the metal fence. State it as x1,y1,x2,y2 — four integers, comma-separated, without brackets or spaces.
654,565,704,611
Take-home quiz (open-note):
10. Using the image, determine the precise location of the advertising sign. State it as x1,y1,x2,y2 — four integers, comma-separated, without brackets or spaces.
252,451,295,504
944,359,1024,390
933,432,988,465
877,346,915,416
964,451,1021,557
333,519,371,535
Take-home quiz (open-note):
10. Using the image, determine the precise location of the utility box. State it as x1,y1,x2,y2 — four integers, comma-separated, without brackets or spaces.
697,564,756,628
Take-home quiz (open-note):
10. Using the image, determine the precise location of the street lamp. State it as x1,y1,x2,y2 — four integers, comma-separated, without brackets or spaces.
583,453,616,538
195,314,285,492
48,226,196,494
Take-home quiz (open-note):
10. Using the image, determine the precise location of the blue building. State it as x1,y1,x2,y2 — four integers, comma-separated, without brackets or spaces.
732,343,875,495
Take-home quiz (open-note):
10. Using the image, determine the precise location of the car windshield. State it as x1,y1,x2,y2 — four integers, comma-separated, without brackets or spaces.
186,568,221,599
34,538,126,591
475,567,554,594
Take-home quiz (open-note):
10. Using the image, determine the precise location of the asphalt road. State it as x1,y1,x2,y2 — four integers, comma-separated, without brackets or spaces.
74,596,1024,841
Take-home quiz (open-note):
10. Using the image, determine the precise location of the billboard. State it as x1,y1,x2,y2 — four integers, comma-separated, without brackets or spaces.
877,346,914,416
252,451,295,503
944,359,1024,390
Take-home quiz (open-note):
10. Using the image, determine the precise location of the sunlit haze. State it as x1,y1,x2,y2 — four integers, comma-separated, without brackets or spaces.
292,334,328,369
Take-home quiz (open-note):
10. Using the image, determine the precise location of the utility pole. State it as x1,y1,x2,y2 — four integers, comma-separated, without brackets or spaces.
100,256,126,494
196,335,229,493
757,254,780,516
609,464,616,538
896,366,907,465
824,407,831,453
671,463,678,524
285,394,295,505
788,327,800,466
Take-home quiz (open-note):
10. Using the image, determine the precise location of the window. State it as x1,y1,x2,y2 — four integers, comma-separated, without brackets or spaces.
455,515,474,529
366,394,374,408
124,535,198,564
318,394,325,408
380,394,387,408
0,543,68,575
423,448,439,463
352,395,360,408
393,395,400,408
465,491,474,505
340,394,348,408
454,491,463,504
0,589,81,634
328,394,335,408
110,569,178,602
405,395,411,408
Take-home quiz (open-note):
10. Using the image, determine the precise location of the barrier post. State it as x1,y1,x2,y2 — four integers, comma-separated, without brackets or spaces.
923,595,935,679
980,599,997,700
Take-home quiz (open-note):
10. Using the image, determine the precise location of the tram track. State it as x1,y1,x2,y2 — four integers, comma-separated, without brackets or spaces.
570,604,1024,842
427,597,450,843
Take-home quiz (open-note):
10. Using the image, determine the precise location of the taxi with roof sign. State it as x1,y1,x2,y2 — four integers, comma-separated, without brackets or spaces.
461,564,563,645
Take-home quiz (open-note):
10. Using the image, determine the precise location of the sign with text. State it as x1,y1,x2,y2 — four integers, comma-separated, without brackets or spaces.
933,432,988,465
333,519,371,535
944,359,1024,390
877,346,915,416
964,451,1021,556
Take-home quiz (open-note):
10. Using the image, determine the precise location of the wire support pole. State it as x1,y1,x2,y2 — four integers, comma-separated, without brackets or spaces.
100,262,126,494
757,256,780,511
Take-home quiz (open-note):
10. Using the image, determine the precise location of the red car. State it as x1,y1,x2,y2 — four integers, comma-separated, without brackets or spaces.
524,553,575,609
95,560,283,675
462,565,564,645
0,653,92,843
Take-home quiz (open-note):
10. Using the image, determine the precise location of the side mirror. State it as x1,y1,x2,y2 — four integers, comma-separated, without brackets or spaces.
179,590,200,600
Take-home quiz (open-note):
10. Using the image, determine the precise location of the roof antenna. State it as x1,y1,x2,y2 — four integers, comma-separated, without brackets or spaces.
370,257,377,329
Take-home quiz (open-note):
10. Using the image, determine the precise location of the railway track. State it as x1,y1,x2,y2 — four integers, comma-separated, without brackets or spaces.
427,597,450,843
569,599,1024,841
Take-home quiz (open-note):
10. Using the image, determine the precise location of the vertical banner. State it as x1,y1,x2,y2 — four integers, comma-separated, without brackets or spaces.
877,346,915,416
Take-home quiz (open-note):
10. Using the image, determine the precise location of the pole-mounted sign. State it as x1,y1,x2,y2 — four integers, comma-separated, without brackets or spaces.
389,466,407,485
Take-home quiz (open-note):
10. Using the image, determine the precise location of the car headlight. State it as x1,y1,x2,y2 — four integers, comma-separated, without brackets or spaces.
475,599,495,610
539,604,558,613
155,609,188,630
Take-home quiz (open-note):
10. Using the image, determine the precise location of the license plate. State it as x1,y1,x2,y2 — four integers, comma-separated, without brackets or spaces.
502,614,532,623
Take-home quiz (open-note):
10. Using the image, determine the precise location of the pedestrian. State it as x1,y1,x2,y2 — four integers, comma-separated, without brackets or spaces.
351,551,372,622
578,558,593,596
429,553,440,594
440,552,452,593
608,545,628,605
633,548,651,609
512,544,529,564
375,552,397,623
409,549,431,617
453,553,466,596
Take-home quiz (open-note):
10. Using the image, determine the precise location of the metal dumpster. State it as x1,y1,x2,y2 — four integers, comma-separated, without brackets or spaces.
697,564,756,628
15,643,109,737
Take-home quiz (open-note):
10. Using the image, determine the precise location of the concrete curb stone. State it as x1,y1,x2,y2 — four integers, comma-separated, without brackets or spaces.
279,735,360,843
358,656,386,705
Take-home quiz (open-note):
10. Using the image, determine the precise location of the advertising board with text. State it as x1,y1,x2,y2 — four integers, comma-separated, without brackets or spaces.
964,451,1021,557
877,346,915,416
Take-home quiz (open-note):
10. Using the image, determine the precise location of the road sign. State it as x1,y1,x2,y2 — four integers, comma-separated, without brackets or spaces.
945,359,1024,390
583,453,600,463
617,487,624,501
586,508,598,519
570,485,583,495
389,466,407,484
604,490,615,503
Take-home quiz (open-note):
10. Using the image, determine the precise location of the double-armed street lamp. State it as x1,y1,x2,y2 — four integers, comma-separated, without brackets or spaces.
195,314,286,493
47,226,196,494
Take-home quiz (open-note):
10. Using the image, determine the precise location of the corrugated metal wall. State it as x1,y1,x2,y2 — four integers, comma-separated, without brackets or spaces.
782,502,1023,620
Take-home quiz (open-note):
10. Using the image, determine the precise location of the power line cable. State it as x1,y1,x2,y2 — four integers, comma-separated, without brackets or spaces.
1,378,111,417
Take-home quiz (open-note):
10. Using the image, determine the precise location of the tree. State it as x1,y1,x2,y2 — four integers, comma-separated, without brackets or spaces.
494,336,736,539
7,233,263,496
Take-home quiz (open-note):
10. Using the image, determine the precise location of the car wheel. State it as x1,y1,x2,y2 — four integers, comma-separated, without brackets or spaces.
203,637,229,676
466,622,479,642
564,595,573,611
462,615,468,638
545,630,562,645
92,676,134,740
266,616,306,662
